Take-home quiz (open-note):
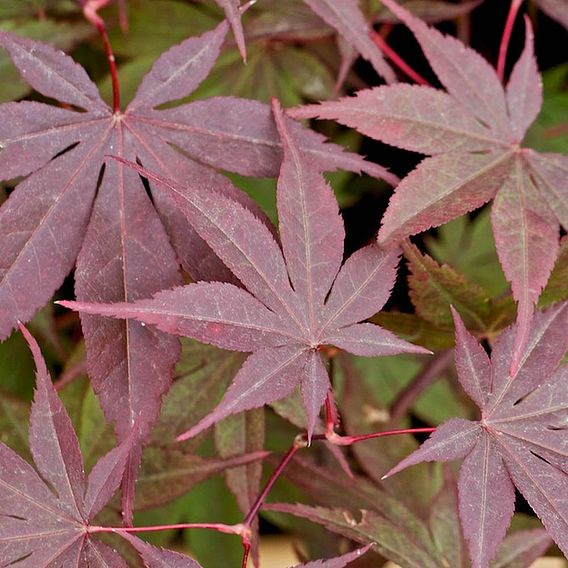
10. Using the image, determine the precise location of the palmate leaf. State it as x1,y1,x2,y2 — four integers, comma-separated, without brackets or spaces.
294,545,372,567
0,325,135,567
266,472,551,568
211,0,396,83
0,21,389,518
374,0,482,24
213,0,247,60
61,99,428,442
291,0,567,372
121,531,371,568
0,326,268,567
383,301,568,568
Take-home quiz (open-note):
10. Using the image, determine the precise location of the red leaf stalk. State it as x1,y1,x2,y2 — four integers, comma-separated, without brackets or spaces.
497,0,523,81
321,426,436,446
370,29,431,86
82,0,121,112
89,522,242,535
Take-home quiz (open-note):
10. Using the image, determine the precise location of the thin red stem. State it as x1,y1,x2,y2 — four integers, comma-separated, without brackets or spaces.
370,29,431,86
325,391,335,436
497,0,523,82
82,2,121,112
89,522,242,535
318,427,436,447
243,441,303,527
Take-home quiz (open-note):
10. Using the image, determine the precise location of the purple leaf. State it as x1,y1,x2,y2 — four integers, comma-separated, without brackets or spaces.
273,98,345,327
80,539,129,567
119,532,203,567
69,282,296,352
525,151,568,230
303,0,395,83
506,17,542,142
179,345,308,440
214,0,247,61
75,149,181,524
321,243,400,329
0,24,379,515
388,303,568,567
0,327,137,566
0,32,107,112
458,437,515,568
324,322,430,357
291,0,563,361
491,157,559,372
302,350,331,440
292,85,501,154
22,324,85,519
384,418,481,478
380,0,511,139
60,103,424,441
293,545,372,567
379,152,514,244
492,528,552,567
129,21,228,111
0,132,106,339
451,306,492,410
150,97,397,184
84,426,139,518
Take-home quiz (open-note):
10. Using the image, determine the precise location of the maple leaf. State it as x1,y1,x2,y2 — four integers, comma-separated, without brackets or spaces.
268,470,552,568
211,0,396,83
120,531,370,568
117,532,204,567
0,324,137,567
291,0,567,373
214,0,247,60
60,99,428,441
0,22,391,518
293,545,372,567
382,301,568,568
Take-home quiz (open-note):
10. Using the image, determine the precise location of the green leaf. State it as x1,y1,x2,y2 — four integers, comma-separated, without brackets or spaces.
134,446,265,511
150,339,245,453
373,312,454,351
268,503,444,568
525,64,568,154
338,354,439,518
424,210,509,297
214,408,265,514
184,476,243,568
108,0,216,58
403,241,515,341
0,387,30,461
60,376,116,472
540,236,568,307
404,241,492,330
0,330,35,399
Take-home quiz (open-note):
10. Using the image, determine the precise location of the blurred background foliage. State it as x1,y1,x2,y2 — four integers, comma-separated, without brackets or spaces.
0,1,567,566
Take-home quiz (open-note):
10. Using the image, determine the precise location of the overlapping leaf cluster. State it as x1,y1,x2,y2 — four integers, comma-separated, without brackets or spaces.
0,1,566,567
